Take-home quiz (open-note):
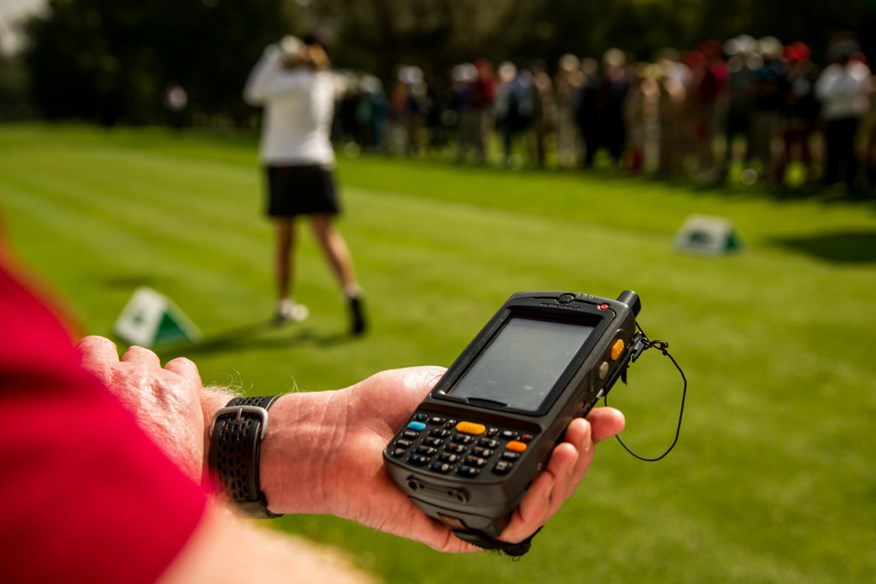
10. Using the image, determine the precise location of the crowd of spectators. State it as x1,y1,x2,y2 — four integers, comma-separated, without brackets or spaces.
329,35,876,195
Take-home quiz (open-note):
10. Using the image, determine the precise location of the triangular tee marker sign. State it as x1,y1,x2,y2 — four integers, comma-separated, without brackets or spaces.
113,287,201,348
674,214,743,256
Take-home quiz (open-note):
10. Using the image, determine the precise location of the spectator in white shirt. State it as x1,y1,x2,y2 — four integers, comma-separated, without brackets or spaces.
815,40,872,191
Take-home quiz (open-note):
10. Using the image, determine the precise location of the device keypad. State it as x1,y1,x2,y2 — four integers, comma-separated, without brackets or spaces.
389,412,537,477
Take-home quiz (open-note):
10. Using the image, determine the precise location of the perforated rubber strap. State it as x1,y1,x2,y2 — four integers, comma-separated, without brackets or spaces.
453,527,541,557
208,396,282,518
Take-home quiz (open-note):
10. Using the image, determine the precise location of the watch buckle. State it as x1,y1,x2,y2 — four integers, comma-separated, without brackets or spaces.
211,405,270,440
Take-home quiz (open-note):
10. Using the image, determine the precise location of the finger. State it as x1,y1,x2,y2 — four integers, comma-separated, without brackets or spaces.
363,366,447,431
560,418,594,498
402,366,446,398
543,441,581,516
506,442,582,542
498,468,557,543
406,513,481,554
121,345,161,369
164,356,200,379
164,356,202,386
409,513,480,553
498,419,598,543
76,335,120,378
585,407,626,443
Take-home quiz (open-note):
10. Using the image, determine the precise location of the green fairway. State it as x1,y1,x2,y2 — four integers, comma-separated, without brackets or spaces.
1,124,875,583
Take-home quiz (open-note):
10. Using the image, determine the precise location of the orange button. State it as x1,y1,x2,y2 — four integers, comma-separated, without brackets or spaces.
611,339,625,361
506,440,527,452
456,421,486,435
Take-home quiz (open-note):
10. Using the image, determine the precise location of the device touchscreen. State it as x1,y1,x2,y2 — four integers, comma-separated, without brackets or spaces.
446,317,595,412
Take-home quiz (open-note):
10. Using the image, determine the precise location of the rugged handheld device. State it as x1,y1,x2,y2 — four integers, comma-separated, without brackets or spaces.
383,290,644,547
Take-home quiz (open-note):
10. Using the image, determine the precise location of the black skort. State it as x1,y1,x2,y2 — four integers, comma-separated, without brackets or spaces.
265,164,340,217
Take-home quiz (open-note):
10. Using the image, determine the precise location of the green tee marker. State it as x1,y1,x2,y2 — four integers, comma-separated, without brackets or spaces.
674,214,743,256
114,287,202,348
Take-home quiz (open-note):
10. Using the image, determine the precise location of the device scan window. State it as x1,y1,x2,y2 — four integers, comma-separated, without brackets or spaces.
448,317,594,412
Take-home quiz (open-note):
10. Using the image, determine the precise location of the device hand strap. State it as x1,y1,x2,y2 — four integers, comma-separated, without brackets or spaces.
453,527,541,557
609,330,688,462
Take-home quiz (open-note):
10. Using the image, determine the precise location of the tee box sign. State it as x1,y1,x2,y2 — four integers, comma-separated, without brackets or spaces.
674,214,743,256
113,287,201,348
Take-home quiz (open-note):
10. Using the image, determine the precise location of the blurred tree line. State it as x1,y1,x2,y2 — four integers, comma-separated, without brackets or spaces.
17,0,289,125
3,0,874,125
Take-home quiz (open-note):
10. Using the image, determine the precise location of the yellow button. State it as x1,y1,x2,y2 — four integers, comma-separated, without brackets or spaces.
456,421,486,436
611,339,625,361
506,441,527,452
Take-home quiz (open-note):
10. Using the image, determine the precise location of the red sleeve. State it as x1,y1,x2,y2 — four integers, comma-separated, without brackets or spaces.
0,256,207,584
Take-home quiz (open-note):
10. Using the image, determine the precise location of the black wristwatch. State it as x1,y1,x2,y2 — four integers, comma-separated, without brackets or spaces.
208,396,282,518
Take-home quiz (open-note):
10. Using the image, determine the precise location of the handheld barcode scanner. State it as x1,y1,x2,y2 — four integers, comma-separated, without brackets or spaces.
384,290,644,550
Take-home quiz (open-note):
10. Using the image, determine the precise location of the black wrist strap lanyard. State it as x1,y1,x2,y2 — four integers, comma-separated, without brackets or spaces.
607,326,688,462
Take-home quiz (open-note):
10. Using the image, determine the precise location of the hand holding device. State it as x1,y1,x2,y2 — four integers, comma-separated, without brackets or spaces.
305,367,623,553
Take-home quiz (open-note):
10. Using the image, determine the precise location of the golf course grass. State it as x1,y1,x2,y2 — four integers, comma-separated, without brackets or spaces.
1,123,874,583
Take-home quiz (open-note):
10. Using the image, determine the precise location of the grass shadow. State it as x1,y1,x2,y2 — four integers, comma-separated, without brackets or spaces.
150,319,355,360
772,229,876,263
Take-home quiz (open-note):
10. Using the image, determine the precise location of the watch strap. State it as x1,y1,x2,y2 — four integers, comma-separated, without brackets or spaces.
208,395,282,518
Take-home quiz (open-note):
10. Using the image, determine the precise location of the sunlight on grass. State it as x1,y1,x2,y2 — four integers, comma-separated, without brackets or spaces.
1,124,874,584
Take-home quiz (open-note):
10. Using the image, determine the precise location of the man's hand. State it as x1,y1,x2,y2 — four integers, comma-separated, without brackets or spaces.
77,336,205,482
259,367,625,553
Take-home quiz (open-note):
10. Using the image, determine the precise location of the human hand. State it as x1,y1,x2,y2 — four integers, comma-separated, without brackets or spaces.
77,336,206,482
265,367,625,553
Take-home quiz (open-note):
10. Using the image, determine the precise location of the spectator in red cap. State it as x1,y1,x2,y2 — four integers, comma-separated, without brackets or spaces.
690,41,729,178
777,42,820,186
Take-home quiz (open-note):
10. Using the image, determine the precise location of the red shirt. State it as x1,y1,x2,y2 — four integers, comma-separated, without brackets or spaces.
0,254,206,583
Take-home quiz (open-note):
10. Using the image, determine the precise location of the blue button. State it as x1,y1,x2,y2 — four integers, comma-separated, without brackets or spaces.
407,421,427,431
